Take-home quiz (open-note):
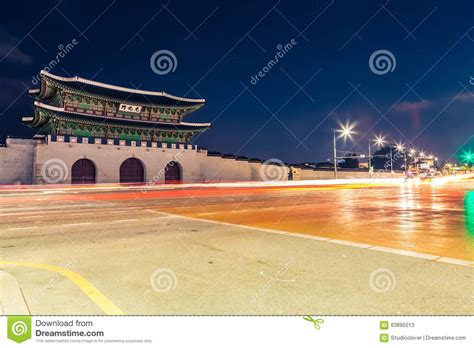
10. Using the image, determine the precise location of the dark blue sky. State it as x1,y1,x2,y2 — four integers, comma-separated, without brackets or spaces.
1,0,473,163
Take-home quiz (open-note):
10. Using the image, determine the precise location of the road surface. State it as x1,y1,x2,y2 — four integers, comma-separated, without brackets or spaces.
0,179,473,315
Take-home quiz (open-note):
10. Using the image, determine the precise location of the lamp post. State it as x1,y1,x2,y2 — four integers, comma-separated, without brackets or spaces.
395,142,407,177
372,135,394,177
368,141,372,178
390,146,393,177
333,122,356,179
333,130,337,179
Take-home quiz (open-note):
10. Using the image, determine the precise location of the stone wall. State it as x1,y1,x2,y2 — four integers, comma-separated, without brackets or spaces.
0,138,35,184
0,137,402,185
21,136,289,184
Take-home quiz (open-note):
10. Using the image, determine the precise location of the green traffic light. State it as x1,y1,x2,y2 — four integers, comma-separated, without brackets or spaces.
460,151,473,163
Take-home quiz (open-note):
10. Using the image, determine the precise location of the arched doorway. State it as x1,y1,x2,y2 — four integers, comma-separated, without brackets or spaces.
71,159,96,184
164,161,182,184
120,158,144,183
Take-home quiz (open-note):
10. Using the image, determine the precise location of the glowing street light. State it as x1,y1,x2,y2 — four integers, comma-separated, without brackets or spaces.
395,142,405,153
395,142,407,174
333,122,357,179
374,135,386,147
336,122,357,139
369,134,393,177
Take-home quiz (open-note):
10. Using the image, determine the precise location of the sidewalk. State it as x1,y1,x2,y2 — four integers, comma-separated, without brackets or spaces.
0,270,29,315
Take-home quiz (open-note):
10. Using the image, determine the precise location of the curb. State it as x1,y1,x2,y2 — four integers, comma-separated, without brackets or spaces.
0,270,29,315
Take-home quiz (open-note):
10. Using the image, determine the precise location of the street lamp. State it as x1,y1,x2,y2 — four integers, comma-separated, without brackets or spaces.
333,122,356,179
371,135,393,177
395,142,405,152
395,142,407,175
374,135,386,147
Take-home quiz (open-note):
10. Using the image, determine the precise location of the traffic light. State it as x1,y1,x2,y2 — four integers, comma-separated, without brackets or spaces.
460,151,473,163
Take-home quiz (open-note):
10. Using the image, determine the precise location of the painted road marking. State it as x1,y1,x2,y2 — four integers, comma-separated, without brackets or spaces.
18,216,45,219
436,257,474,267
329,239,373,249
156,211,474,267
0,261,124,315
70,212,94,216
112,219,138,223
369,246,439,260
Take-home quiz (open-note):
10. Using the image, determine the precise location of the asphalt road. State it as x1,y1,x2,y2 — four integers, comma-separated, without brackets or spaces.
0,179,473,315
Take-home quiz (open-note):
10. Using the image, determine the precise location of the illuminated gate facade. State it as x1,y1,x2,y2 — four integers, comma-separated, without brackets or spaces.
120,158,144,183
71,159,96,184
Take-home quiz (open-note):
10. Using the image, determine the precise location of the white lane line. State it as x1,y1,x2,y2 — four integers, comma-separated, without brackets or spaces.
368,246,439,260
61,223,93,227
435,257,473,267
329,239,373,249
285,232,330,242
7,226,39,230
18,216,45,219
112,219,138,223
70,213,94,216
156,211,474,268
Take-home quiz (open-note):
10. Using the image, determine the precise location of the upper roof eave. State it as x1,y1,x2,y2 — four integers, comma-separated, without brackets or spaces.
37,70,206,107
33,101,211,128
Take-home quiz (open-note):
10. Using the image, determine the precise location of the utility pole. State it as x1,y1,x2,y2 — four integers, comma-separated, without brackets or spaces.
368,141,372,178
333,130,337,179
390,146,393,178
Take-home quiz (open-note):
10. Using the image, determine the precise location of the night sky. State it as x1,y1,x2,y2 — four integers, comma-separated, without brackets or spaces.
1,0,473,164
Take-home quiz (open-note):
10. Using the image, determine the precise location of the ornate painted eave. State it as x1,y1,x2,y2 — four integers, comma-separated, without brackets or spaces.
29,101,211,131
31,70,205,111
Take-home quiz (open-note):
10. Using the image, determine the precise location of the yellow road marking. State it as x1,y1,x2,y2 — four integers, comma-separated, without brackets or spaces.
0,261,124,315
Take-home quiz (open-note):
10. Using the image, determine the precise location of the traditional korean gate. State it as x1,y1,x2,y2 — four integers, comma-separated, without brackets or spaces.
120,158,144,183
164,161,181,184
71,159,96,184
